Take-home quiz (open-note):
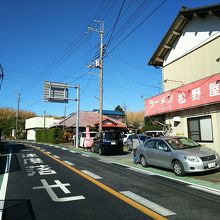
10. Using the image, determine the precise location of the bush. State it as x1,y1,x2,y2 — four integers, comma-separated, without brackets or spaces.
36,128,66,144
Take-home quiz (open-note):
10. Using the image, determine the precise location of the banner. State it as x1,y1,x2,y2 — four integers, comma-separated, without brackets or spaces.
145,73,220,116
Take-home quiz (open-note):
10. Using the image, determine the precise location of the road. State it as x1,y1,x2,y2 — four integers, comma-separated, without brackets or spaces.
1,141,220,220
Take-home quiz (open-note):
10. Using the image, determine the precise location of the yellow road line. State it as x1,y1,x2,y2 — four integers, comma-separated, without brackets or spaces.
32,146,167,220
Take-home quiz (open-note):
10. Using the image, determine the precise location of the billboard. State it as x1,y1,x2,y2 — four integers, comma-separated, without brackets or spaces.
44,81,69,103
145,73,220,116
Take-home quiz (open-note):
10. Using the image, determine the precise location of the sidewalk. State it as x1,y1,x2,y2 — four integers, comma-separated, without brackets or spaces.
57,143,220,192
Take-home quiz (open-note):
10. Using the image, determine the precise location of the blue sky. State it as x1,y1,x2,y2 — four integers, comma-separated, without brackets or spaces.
0,0,219,117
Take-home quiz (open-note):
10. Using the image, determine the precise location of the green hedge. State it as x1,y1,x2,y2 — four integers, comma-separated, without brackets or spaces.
36,128,66,144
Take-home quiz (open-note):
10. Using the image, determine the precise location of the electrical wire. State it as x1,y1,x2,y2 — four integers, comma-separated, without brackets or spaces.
106,0,168,56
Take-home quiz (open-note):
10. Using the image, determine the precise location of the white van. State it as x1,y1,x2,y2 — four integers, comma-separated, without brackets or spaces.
79,132,98,148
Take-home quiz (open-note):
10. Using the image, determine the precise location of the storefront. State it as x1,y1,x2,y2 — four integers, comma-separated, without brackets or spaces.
146,4,220,154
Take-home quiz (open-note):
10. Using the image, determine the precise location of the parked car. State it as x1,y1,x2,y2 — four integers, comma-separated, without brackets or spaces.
92,131,123,155
136,136,219,176
79,131,98,148
124,134,148,151
121,133,130,145
145,130,165,138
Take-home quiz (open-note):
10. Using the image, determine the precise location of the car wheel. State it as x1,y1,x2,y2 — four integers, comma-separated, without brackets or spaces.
140,155,148,167
98,147,103,155
173,160,185,176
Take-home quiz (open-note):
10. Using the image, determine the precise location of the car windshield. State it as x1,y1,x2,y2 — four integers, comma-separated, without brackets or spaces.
167,137,200,150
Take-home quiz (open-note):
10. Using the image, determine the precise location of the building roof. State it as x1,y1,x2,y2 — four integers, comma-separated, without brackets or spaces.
54,111,126,128
92,109,125,116
148,3,220,67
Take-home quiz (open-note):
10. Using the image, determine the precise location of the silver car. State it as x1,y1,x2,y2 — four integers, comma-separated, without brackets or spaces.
136,136,219,176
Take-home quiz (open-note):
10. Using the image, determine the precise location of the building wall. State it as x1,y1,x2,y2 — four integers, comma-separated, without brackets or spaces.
165,103,220,154
164,16,220,66
25,117,60,129
27,129,36,141
163,36,220,91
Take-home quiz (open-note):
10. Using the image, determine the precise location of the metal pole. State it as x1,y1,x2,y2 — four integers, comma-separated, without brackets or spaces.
99,22,104,134
44,110,46,129
75,85,80,148
15,92,21,139
63,105,66,132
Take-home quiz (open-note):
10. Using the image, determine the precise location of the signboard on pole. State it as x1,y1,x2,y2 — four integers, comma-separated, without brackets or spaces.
44,81,69,103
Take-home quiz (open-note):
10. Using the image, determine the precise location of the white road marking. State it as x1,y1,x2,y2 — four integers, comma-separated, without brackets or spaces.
81,170,103,179
63,161,75,166
0,151,12,220
188,185,220,196
81,154,90,157
54,146,59,148
61,147,69,151
127,167,154,175
33,179,85,202
98,159,113,164
120,191,176,217
21,149,33,152
53,155,60,159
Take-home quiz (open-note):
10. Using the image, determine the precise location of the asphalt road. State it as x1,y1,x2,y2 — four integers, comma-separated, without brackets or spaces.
2,141,220,220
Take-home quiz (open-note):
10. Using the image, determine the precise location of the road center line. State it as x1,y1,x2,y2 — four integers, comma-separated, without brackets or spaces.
120,191,176,217
32,146,167,220
81,170,102,179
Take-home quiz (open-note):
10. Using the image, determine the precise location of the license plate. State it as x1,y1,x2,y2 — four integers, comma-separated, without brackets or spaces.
208,162,216,168
111,141,116,145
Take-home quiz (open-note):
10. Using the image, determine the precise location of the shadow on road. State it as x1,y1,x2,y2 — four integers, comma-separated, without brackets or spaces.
2,199,36,220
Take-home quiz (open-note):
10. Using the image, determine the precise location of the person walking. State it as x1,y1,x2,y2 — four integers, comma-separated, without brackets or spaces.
132,135,140,164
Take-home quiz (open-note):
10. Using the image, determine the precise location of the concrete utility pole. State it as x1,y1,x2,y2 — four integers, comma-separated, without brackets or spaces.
75,84,80,148
88,20,104,134
15,92,21,139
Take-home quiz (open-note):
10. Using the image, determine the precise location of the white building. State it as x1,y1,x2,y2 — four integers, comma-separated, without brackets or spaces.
25,117,61,140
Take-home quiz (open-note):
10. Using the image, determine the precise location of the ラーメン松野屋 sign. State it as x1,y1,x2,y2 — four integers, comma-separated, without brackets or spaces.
145,73,220,116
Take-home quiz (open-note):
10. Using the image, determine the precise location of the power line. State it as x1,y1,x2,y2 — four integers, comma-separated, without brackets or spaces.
106,0,168,56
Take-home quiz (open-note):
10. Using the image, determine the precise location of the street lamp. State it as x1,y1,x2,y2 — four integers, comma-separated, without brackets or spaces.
163,79,184,86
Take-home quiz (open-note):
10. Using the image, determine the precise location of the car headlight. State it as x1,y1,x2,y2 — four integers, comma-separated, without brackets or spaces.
186,156,200,162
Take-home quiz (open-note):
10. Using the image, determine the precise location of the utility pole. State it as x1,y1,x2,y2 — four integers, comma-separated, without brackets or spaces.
88,20,104,133
15,92,21,139
75,84,80,148
63,105,66,132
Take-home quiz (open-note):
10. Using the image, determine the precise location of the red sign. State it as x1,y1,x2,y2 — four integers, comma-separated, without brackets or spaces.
145,73,220,116
85,127,92,147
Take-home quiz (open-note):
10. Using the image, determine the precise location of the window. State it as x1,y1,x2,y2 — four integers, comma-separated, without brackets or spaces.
187,116,213,142
145,140,156,149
